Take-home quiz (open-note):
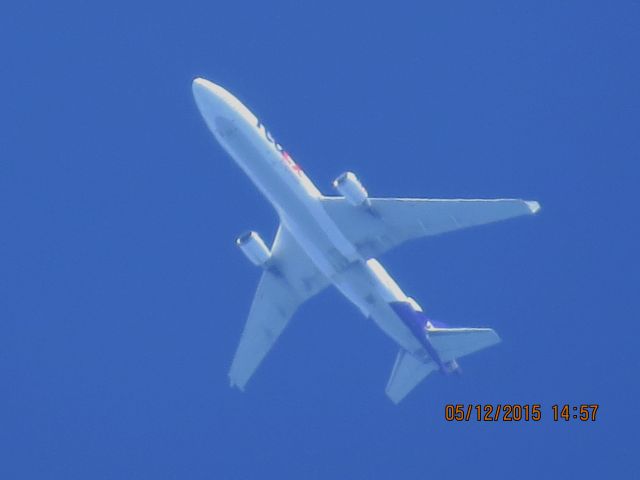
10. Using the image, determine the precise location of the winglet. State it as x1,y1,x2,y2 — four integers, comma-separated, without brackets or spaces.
526,201,541,214
229,376,246,391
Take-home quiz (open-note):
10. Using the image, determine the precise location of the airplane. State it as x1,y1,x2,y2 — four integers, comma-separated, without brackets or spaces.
192,78,540,403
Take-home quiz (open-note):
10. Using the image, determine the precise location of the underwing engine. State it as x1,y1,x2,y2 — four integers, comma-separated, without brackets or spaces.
333,171,370,206
236,231,271,267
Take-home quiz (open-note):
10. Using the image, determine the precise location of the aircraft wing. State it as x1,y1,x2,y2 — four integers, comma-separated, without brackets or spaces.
321,197,540,258
229,224,329,389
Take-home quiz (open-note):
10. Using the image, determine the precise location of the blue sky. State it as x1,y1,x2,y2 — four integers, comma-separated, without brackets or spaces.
1,1,638,478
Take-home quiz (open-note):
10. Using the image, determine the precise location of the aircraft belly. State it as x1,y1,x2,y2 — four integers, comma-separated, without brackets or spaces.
213,102,421,353
370,303,425,356
213,117,287,202
215,118,355,275
332,261,424,355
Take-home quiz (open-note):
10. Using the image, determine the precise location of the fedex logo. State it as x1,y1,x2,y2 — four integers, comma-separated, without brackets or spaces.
256,119,302,175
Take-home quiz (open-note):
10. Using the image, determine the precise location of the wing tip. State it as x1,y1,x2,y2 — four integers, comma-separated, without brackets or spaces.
229,374,247,392
385,389,403,405
525,200,541,214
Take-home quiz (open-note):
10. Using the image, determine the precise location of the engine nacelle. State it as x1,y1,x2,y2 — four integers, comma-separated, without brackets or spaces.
236,231,271,267
333,171,370,206
443,359,462,375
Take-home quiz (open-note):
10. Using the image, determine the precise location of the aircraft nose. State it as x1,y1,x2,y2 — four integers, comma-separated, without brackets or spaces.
192,77,234,133
192,77,217,95
192,77,222,110
192,77,247,119
192,78,239,105
192,78,257,136
192,77,207,94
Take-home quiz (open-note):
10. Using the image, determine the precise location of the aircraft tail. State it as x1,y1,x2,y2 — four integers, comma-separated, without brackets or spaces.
428,327,501,363
385,327,500,404
386,350,438,404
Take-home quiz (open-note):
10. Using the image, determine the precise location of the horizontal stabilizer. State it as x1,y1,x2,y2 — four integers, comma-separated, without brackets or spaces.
428,328,501,363
385,328,500,404
386,350,438,404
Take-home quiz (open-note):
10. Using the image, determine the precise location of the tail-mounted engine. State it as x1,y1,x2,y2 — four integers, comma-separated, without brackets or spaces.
236,231,271,267
333,171,370,206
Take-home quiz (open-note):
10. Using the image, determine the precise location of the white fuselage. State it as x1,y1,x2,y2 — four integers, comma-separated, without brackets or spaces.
193,79,420,351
